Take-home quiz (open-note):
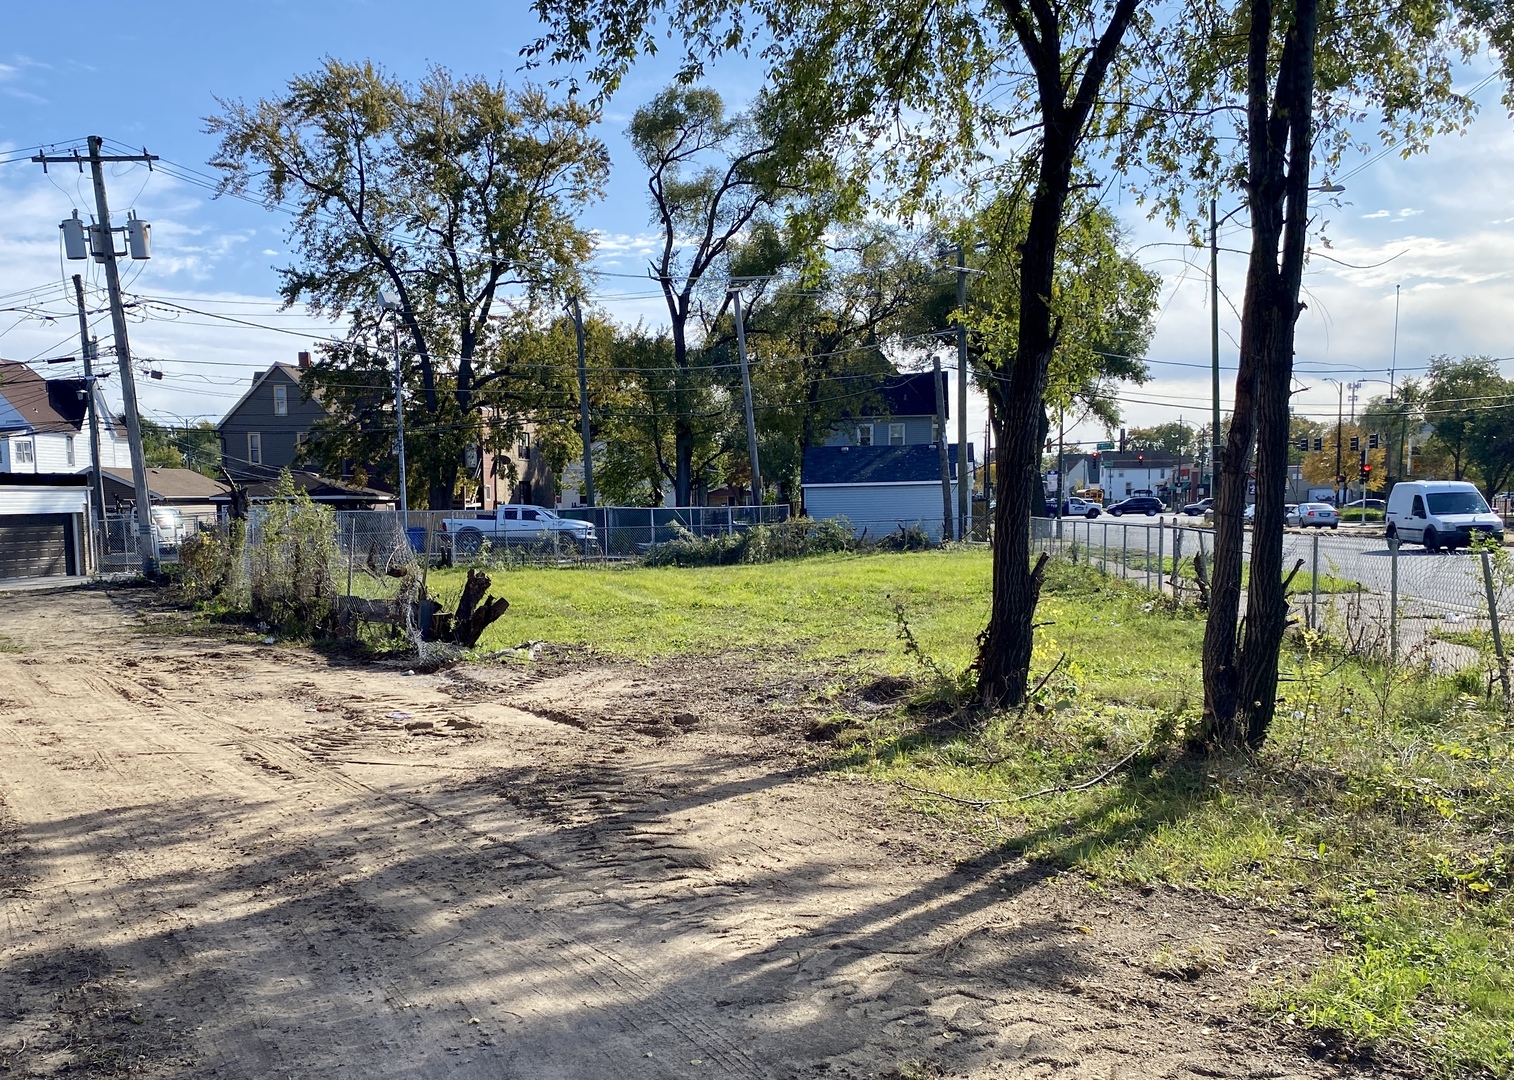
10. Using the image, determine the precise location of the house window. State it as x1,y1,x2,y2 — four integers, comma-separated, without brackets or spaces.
14,439,35,466
274,385,288,416
66,436,76,466
856,424,873,446
248,432,262,466
518,433,531,459
889,423,906,446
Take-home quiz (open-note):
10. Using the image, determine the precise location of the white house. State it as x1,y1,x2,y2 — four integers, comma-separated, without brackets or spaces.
0,360,130,474
1099,452,1180,500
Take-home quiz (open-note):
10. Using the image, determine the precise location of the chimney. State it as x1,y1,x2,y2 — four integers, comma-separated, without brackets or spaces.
297,350,311,369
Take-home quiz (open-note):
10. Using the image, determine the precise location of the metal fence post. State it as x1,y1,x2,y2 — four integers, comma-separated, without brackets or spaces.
1156,523,1165,596
1121,525,1128,579
1145,526,1153,591
1311,532,1320,631
1389,536,1399,664
1481,548,1511,699
346,514,355,599
1171,526,1184,598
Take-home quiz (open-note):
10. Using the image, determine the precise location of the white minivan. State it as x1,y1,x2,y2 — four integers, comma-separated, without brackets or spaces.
1385,480,1504,551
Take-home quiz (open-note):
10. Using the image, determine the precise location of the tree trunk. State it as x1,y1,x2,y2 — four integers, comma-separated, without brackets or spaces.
1198,0,1319,750
975,148,1070,707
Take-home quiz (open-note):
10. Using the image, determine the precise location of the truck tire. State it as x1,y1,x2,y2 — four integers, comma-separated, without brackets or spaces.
454,528,485,557
1424,526,1440,553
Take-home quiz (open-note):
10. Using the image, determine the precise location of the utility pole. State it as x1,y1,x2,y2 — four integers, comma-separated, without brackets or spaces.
933,356,953,541
36,138,159,576
570,295,595,507
390,323,408,528
1327,378,1345,506
1209,198,1222,496
955,243,970,541
70,275,106,566
377,291,409,525
731,289,763,507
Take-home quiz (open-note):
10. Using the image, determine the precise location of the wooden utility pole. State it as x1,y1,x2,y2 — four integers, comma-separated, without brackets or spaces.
70,275,107,565
570,295,595,507
934,356,953,541
732,289,763,507
35,138,159,575
955,244,970,541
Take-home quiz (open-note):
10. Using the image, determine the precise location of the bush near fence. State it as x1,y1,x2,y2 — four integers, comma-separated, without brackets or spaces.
643,517,855,567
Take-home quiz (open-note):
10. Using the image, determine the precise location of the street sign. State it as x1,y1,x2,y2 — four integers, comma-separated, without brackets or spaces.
1096,441,1115,451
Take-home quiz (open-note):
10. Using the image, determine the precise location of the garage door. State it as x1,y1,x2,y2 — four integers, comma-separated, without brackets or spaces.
0,514,74,580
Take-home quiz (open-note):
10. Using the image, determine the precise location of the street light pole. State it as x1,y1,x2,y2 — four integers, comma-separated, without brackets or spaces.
1326,378,1344,506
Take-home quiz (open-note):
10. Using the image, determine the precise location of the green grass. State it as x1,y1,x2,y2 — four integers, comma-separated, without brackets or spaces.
426,549,996,673
401,549,1514,1073
0,633,23,653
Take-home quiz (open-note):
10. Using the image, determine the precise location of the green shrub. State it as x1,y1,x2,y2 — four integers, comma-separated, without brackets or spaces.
242,471,341,634
643,516,857,568
175,527,237,603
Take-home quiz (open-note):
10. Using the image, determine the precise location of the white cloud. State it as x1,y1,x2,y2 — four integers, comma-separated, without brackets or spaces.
1363,210,1390,219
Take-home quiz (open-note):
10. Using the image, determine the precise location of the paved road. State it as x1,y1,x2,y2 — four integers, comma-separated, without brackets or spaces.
1046,516,1503,615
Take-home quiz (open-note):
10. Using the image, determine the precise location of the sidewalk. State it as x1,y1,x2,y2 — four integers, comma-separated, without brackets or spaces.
0,575,93,593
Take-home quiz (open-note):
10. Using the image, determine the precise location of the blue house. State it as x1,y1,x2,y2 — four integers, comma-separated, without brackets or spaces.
801,442,973,542
821,371,943,448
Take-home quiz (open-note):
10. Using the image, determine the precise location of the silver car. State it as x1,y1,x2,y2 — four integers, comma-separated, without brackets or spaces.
1288,502,1339,528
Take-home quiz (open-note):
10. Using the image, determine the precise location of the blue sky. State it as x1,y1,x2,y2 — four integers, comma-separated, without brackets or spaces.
1,0,1511,450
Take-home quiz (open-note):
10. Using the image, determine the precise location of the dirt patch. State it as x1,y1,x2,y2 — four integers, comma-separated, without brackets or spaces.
0,585,1381,1078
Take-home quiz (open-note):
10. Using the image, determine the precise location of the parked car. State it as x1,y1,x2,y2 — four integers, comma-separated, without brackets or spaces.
1063,497,1101,519
1106,495,1164,517
1181,498,1213,517
1344,498,1386,512
1386,480,1504,551
1288,502,1339,528
443,504,597,556
127,506,188,549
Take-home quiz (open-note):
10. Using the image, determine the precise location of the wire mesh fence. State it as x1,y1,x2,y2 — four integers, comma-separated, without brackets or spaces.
1039,516,1514,679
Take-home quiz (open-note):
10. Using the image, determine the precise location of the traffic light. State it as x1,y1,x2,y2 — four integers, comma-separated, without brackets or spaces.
1295,437,1309,451
1313,437,1324,452
1368,432,1380,450
1350,435,1360,452
1361,462,1373,483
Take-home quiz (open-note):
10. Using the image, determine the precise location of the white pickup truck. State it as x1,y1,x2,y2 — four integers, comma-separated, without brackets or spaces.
443,504,596,556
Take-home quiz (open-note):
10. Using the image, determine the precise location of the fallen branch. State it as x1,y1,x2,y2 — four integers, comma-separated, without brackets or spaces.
1027,651,1068,699
894,744,1147,810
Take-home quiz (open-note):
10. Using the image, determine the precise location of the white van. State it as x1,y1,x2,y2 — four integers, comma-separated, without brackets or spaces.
1385,480,1504,551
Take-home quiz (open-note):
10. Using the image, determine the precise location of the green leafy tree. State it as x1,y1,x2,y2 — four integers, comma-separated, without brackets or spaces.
1126,422,1196,456
531,0,1150,707
140,419,222,477
627,84,840,506
207,60,608,509
1420,356,1514,496
1167,0,1514,749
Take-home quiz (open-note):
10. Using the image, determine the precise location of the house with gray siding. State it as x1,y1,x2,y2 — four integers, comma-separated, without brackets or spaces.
217,354,329,482
801,443,972,542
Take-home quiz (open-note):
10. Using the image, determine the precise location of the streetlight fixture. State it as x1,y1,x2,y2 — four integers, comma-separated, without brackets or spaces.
378,290,409,528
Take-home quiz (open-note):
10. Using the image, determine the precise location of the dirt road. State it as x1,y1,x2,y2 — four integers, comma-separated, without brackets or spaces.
0,586,1365,1079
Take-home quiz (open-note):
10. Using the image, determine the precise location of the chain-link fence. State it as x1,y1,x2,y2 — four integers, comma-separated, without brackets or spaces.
1037,516,1514,678
95,510,225,571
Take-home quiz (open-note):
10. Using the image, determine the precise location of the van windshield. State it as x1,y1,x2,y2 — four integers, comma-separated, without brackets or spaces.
1427,491,1491,515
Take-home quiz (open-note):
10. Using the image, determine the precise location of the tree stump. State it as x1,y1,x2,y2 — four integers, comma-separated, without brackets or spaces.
448,568,510,647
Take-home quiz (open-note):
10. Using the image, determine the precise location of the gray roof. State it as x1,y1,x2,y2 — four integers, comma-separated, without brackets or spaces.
802,443,973,486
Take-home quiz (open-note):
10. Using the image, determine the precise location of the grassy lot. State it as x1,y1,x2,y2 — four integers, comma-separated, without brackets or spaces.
421,550,1514,1073
426,550,998,673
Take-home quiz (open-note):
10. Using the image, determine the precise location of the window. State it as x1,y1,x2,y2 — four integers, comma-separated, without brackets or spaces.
65,436,75,466
856,424,872,446
14,439,34,466
1411,495,1425,516
248,432,262,465
274,385,288,416
502,508,519,520
889,423,906,446
521,509,539,521
518,433,531,459
295,432,307,448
